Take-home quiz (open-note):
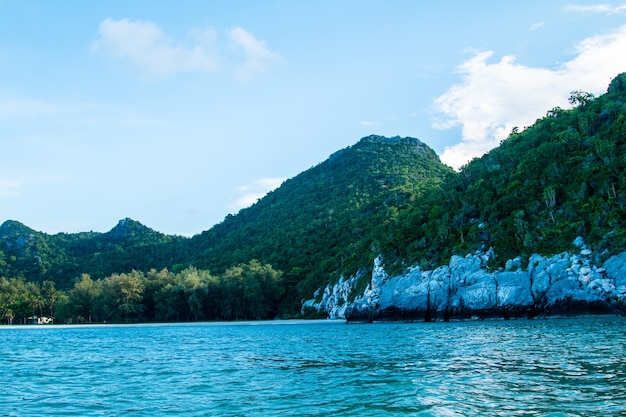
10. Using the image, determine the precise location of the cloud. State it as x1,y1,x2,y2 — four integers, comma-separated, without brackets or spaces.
91,18,219,79
565,3,626,14
530,22,544,31
433,24,626,169
92,19,281,80
229,177,285,211
227,27,283,79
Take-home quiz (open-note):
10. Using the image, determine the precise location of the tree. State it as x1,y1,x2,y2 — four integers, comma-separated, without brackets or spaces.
178,267,209,322
543,186,557,222
0,278,14,324
41,280,59,318
101,271,146,322
568,90,595,107
154,283,184,322
220,261,284,320
607,72,626,94
68,274,102,323
144,268,176,321
25,281,43,319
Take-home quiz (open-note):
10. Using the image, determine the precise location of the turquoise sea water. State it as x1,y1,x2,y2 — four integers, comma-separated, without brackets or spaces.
1,317,625,416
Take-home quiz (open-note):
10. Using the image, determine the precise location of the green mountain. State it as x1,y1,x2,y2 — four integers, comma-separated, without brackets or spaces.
0,218,185,288
184,135,454,312
2,73,626,323
410,73,626,269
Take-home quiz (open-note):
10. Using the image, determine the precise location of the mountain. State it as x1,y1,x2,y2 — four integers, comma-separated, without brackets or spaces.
0,217,186,288
2,73,626,322
0,220,70,283
0,135,452,296
304,73,626,321
183,135,454,312
414,73,626,267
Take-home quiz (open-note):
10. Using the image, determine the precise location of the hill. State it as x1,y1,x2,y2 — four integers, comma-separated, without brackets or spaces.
407,73,626,269
183,135,454,312
305,73,626,321
1,73,626,322
0,218,186,288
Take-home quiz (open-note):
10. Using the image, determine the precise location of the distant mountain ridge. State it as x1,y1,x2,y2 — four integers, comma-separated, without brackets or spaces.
0,135,452,292
0,217,185,288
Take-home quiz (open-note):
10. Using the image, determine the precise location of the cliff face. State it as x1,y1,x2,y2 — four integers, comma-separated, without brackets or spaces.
302,238,626,321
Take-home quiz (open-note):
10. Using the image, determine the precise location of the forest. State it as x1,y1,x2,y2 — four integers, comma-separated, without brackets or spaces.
0,260,283,324
1,72,626,324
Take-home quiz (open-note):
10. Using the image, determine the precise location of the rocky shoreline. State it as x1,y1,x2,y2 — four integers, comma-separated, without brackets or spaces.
302,238,626,322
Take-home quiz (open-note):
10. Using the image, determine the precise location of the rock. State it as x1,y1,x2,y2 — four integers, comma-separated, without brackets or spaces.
603,252,626,289
303,248,626,322
572,236,585,248
496,271,534,317
450,254,482,283
505,257,523,272
450,274,497,318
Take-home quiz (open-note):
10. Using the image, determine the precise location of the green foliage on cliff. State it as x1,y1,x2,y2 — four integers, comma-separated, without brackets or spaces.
400,73,626,268
2,73,626,321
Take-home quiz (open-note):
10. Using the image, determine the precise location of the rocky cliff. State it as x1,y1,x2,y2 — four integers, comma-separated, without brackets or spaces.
302,238,626,322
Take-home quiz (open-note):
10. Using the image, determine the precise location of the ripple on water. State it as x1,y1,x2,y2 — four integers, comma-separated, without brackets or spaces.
0,317,625,416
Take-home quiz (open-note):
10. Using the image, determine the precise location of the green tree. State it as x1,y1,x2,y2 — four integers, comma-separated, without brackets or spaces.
41,280,59,318
178,267,209,322
68,274,102,323
101,271,146,322
221,261,284,320
154,283,183,322
607,72,626,94
143,268,176,321
0,277,14,324
568,90,595,107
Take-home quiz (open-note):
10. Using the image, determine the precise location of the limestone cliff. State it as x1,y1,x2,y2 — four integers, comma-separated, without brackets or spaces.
302,238,626,321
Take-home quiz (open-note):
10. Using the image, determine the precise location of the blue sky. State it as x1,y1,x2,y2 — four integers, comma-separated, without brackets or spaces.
2,1,626,236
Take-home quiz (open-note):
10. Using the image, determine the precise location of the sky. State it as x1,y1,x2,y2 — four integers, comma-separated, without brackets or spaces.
1,1,626,236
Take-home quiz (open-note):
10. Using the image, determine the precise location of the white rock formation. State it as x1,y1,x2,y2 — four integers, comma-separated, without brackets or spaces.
302,239,626,321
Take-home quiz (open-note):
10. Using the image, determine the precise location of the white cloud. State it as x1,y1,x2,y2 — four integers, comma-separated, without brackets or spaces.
565,3,626,14
227,27,283,79
229,177,285,211
433,24,626,169
92,18,219,79
92,19,281,80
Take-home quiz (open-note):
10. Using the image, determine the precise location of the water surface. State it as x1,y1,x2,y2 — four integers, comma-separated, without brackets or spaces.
1,317,625,416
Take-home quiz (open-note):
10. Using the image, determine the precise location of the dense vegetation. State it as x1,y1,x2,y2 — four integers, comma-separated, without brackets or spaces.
2,73,626,323
400,73,626,269
186,135,454,313
0,218,186,288
0,260,282,324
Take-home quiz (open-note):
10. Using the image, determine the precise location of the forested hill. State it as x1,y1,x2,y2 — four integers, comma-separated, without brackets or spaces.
414,73,626,268
2,73,626,322
0,218,186,288
0,135,453,296
184,135,454,308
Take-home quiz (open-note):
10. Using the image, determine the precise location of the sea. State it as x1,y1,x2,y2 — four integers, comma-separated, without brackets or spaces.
1,317,624,416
